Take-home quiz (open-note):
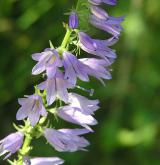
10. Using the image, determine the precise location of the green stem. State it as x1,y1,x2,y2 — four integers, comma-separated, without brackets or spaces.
17,134,32,165
21,135,32,155
60,28,72,49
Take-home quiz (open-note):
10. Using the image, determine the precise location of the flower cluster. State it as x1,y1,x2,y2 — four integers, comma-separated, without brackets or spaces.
0,0,123,164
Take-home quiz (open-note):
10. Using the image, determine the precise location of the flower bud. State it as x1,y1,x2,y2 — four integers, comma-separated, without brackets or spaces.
69,11,79,29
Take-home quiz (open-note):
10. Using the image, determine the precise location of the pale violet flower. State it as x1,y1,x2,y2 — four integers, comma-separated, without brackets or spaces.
32,48,62,78
78,32,117,62
90,14,124,37
44,128,90,152
88,0,117,6
68,93,99,115
30,157,64,165
63,51,111,84
79,58,112,84
78,31,97,52
38,70,73,105
62,51,89,85
57,106,97,131
88,1,124,37
0,132,24,159
16,94,47,126
93,36,118,49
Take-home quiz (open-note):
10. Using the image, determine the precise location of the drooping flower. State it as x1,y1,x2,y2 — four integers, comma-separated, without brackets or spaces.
68,93,99,115
30,157,64,165
90,6,124,38
90,14,124,37
78,32,117,62
79,58,112,84
16,94,47,126
38,70,73,105
93,36,118,48
69,11,79,29
0,132,24,159
62,51,89,85
32,48,62,78
88,1,124,37
88,0,117,6
57,106,97,131
44,128,90,152
78,31,97,52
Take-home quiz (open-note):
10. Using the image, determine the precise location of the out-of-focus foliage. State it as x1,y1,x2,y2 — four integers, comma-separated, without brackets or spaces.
0,0,160,165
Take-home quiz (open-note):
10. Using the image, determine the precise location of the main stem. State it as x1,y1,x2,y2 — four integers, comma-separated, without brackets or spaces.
61,28,72,49
17,134,32,165
21,135,32,155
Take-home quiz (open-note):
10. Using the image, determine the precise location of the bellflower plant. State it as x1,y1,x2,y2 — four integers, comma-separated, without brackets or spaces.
0,0,124,164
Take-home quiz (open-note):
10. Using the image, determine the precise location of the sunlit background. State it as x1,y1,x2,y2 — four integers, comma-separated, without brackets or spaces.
0,0,160,165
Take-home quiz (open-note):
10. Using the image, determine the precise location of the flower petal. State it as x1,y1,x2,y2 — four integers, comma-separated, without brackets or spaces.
32,61,46,75
31,157,64,165
46,79,56,105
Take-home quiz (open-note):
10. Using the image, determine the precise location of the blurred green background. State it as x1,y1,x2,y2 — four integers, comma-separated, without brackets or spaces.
0,0,160,165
